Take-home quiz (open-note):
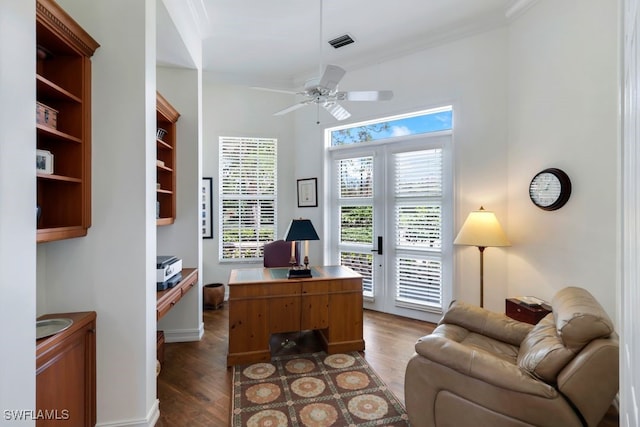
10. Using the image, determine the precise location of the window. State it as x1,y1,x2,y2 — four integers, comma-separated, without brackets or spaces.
330,106,452,147
219,136,277,261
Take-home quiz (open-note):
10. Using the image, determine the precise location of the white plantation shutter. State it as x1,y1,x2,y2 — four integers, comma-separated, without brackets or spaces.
219,137,277,261
337,156,375,296
339,157,373,198
393,149,443,309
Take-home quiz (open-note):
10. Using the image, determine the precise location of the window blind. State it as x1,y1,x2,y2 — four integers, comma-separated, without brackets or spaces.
219,136,277,261
394,148,443,309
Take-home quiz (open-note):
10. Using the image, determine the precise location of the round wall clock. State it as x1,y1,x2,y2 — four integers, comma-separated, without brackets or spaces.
529,168,571,211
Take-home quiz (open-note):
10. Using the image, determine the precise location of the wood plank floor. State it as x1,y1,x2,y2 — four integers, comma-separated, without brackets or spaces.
156,303,619,426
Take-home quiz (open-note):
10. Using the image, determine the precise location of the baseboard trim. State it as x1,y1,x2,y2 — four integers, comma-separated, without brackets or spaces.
95,399,159,427
163,322,204,343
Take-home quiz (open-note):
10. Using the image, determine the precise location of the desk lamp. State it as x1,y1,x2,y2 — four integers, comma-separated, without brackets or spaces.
284,218,320,279
454,206,510,307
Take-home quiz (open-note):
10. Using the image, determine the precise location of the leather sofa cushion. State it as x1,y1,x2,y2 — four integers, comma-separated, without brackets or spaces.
518,287,614,382
432,323,520,363
440,300,532,346
517,314,575,382
551,287,614,352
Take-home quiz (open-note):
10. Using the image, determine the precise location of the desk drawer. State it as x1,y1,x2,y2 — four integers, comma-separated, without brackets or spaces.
230,282,301,299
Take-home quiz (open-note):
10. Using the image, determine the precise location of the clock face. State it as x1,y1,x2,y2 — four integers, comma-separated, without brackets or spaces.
529,168,571,211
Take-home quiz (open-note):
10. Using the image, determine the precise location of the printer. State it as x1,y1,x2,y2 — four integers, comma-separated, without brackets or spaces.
157,256,182,291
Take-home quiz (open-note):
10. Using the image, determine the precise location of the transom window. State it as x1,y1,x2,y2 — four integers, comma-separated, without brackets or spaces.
219,136,277,261
330,106,452,147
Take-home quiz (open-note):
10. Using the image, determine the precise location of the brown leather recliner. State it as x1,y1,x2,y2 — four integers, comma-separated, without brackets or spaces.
405,287,618,427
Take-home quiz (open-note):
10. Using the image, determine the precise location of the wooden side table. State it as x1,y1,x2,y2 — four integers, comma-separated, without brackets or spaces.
505,298,552,325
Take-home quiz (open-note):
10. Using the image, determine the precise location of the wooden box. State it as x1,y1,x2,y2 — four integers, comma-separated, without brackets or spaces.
505,298,552,325
36,101,58,129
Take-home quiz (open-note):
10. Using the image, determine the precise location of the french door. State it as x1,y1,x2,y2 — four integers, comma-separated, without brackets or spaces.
327,133,452,322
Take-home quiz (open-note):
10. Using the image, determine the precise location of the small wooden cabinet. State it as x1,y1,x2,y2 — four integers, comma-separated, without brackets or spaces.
156,92,180,226
505,298,552,325
36,0,99,243
36,311,96,427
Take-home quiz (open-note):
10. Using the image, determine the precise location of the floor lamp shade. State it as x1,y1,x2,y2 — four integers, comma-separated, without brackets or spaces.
454,207,510,307
454,207,510,248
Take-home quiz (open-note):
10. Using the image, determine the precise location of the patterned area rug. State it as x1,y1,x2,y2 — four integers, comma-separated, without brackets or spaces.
231,351,410,426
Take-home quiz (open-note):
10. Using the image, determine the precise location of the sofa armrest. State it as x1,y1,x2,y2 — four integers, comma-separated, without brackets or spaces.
415,334,557,398
440,300,533,346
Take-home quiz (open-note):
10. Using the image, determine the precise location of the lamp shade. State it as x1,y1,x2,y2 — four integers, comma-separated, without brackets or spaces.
454,207,510,248
284,219,320,242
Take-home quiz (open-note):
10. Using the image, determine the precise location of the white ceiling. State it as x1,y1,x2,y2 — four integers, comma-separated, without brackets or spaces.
158,0,525,89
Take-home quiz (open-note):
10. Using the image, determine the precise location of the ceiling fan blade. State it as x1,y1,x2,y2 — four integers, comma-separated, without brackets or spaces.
273,102,309,116
337,90,394,101
251,86,299,95
323,102,351,121
318,65,346,91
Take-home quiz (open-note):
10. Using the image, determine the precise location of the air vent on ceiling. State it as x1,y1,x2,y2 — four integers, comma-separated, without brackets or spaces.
328,34,355,49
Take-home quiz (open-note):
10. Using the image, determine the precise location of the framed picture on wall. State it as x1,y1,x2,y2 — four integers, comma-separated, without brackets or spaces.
297,178,318,207
202,177,213,239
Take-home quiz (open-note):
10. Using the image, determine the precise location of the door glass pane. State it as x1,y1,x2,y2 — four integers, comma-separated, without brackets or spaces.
339,157,373,198
341,252,373,297
393,148,444,311
396,257,442,308
396,203,441,249
340,206,373,244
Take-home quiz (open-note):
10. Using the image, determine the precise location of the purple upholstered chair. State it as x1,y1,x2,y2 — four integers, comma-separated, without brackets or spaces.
263,240,299,268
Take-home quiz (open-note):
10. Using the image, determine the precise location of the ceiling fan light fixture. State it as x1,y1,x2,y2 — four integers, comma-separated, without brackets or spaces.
328,34,355,49
323,102,351,121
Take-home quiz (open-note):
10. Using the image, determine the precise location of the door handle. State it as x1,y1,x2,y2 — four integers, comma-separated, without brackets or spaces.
371,236,383,255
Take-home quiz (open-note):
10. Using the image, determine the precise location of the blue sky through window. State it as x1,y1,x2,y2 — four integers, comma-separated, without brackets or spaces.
329,106,452,146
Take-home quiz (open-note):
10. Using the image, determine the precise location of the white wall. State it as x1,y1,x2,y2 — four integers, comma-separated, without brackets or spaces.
293,28,510,315
0,0,37,422
506,0,618,316
157,66,203,342
37,0,160,424
201,80,297,289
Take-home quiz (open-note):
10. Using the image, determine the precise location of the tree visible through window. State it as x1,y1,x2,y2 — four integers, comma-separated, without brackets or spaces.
219,136,277,261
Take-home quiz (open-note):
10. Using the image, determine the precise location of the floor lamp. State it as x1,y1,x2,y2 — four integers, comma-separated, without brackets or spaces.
454,206,510,307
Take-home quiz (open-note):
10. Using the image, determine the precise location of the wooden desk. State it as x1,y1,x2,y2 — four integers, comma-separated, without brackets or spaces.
157,268,198,320
227,265,365,366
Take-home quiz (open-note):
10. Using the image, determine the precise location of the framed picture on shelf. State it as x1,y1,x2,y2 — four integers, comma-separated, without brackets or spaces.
36,149,54,175
202,177,213,239
297,178,318,207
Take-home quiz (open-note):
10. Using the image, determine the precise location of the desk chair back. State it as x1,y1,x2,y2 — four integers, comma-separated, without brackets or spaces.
264,240,298,267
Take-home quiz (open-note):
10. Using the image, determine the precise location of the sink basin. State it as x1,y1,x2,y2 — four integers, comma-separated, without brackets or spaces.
36,318,73,340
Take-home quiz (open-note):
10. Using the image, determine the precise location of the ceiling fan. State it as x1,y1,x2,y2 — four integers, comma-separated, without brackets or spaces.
271,64,393,122
257,0,393,123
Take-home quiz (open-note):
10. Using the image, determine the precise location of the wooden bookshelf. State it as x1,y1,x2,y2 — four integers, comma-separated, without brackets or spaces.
156,92,180,226
36,0,99,243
